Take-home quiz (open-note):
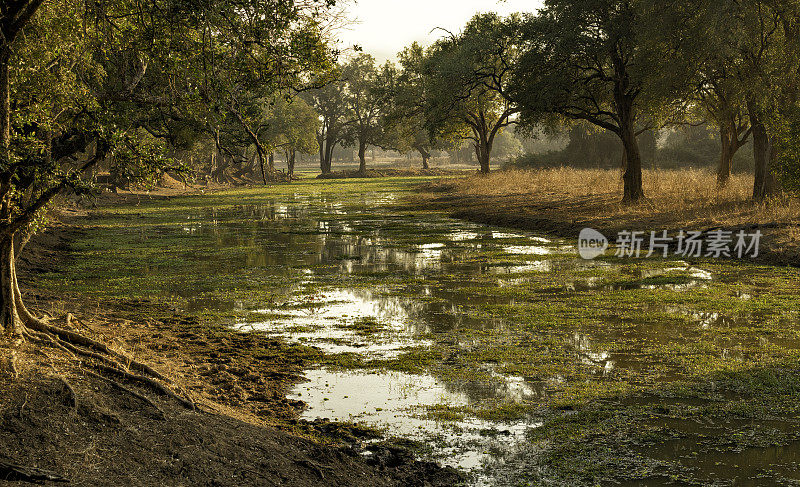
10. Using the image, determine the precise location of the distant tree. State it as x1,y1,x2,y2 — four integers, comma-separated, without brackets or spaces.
641,0,751,187
650,0,800,199
423,13,518,174
304,70,352,174
383,43,449,169
264,96,319,178
341,54,390,174
702,83,752,187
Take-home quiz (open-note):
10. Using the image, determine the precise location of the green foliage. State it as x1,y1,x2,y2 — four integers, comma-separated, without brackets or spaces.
304,66,353,171
108,131,183,190
422,13,519,171
264,97,320,156
382,43,449,163
340,54,391,156
511,0,677,133
0,0,339,234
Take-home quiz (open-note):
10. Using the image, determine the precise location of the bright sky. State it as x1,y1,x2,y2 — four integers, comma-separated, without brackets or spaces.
336,0,544,64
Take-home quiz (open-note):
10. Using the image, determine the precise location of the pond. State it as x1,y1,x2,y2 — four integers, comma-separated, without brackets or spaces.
42,178,800,485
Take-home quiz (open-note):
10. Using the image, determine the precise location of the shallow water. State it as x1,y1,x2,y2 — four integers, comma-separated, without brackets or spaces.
46,181,800,485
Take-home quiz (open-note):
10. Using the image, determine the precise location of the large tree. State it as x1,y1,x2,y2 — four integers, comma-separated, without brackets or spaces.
340,54,390,175
645,0,800,199
510,0,681,202
423,14,518,174
721,0,799,201
0,0,334,343
383,43,448,170
304,70,352,175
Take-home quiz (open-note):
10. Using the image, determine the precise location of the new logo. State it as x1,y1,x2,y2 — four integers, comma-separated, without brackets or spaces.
578,228,608,260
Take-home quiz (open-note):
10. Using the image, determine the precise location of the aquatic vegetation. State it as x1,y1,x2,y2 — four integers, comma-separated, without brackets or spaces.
36,177,800,485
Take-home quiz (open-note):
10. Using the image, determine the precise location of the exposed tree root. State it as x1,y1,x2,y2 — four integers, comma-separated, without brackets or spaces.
92,362,195,410
13,291,195,410
57,376,78,409
295,459,331,480
8,351,18,380
22,328,76,359
8,264,195,410
25,318,168,381
84,370,166,419
23,321,196,410
0,460,68,483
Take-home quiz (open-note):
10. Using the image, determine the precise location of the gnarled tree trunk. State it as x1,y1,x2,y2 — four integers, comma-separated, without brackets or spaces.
357,141,367,175
749,102,779,201
418,148,430,170
0,236,23,338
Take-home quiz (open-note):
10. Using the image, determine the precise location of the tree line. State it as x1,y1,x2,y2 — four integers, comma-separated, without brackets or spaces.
292,0,800,206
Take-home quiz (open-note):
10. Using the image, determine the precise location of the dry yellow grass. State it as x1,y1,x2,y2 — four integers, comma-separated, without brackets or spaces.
449,168,800,229
416,167,800,263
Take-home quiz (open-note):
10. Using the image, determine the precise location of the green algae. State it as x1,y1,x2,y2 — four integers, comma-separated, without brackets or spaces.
34,176,800,485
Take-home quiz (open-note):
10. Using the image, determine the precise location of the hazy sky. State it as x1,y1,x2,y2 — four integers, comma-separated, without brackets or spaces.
336,0,543,63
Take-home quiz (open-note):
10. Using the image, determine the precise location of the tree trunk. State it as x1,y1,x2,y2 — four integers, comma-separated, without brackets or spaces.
357,142,367,175
318,134,327,174
475,141,490,174
259,155,267,185
717,123,733,187
750,105,778,201
210,130,228,183
0,236,23,337
419,148,430,170
323,137,335,174
0,48,9,160
752,122,778,201
620,125,645,203
287,150,296,179
0,49,20,338
609,48,645,203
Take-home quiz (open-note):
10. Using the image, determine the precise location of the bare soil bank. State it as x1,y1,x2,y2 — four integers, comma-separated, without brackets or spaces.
0,203,462,486
408,170,800,267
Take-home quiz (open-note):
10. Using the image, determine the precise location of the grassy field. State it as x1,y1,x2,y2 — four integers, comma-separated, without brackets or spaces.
414,167,800,265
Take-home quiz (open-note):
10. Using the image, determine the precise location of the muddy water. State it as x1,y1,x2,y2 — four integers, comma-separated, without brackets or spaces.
51,183,800,485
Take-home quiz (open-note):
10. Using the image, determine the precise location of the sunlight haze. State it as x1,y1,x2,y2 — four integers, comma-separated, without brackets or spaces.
337,0,543,63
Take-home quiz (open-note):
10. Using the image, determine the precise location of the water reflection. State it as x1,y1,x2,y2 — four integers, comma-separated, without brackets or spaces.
77,189,800,485
290,368,538,470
